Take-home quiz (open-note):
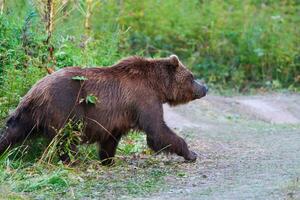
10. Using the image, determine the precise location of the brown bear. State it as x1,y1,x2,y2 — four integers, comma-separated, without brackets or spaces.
0,55,208,165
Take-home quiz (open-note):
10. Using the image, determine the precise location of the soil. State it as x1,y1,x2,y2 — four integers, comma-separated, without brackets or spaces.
140,93,300,200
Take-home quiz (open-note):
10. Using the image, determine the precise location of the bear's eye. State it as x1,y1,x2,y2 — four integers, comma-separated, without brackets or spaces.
188,75,194,83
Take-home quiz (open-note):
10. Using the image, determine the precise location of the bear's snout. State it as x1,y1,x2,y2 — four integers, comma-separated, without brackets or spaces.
193,80,208,99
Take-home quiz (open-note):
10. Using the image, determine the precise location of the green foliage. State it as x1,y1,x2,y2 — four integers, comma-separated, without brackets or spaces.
117,0,300,90
118,131,148,155
0,130,166,199
1,0,298,101
0,67,44,120
78,94,98,105
40,119,84,164
0,3,122,119
85,94,98,105
17,170,69,192
0,13,46,120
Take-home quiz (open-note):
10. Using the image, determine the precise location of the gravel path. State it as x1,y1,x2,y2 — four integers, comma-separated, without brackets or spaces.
145,93,300,200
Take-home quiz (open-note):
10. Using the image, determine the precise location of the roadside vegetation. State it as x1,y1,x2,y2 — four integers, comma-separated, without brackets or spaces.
0,0,299,199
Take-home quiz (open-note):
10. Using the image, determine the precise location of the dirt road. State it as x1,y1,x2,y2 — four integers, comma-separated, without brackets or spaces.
143,93,300,200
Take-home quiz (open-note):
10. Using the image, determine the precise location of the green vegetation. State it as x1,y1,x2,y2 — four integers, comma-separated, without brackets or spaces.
0,1,299,117
0,0,299,199
121,0,300,91
0,130,172,199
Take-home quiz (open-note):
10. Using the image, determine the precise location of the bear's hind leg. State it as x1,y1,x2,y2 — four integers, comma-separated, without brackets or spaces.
45,128,79,164
98,134,122,165
57,143,78,164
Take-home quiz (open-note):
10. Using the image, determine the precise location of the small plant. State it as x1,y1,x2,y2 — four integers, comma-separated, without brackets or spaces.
40,119,84,164
118,131,149,155
85,94,98,104
78,94,98,105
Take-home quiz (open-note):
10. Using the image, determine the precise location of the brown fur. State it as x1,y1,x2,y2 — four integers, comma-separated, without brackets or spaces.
0,55,207,165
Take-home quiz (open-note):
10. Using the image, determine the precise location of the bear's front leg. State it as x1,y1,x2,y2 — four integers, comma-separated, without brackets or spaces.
138,104,197,161
146,124,197,161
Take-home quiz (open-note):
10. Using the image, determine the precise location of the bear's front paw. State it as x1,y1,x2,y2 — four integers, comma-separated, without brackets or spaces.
184,151,197,162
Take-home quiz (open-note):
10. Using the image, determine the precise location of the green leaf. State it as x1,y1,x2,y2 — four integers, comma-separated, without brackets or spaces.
86,94,98,104
72,76,88,81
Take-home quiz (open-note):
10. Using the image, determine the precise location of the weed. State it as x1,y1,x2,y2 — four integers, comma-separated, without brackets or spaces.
40,119,84,164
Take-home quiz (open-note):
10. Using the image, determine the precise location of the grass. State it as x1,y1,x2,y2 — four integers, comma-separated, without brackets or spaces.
284,177,300,200
0,131,174,199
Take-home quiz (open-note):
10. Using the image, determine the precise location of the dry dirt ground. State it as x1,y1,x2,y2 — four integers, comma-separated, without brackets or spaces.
136,93,300,200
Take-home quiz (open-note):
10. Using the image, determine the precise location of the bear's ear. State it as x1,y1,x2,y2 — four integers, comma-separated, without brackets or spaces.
169,54,179,66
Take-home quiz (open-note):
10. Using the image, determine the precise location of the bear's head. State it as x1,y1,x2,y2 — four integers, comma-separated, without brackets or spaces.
159,55,208,106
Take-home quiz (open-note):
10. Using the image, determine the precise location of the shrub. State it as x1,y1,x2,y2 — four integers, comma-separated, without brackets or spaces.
117,0,300,90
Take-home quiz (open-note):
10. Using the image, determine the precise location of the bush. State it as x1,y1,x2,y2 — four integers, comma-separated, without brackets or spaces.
117,0,300,90
0,5,123,120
